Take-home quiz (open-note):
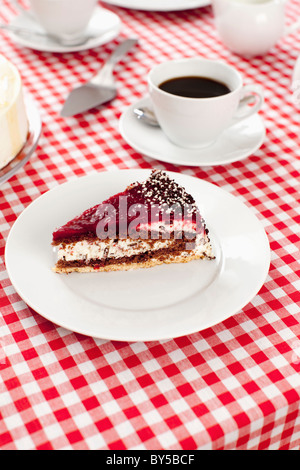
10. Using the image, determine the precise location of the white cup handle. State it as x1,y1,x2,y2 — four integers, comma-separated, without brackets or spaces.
231,85,264,125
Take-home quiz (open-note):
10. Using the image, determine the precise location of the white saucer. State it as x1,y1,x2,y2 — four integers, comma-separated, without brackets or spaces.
9,7,121,53
119,97,266,167
5,170,270,342
103,0,210,11
0,95,41,186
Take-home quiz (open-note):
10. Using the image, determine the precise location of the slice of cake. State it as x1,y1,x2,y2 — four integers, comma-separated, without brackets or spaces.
52,170,214,273
0,55,28,170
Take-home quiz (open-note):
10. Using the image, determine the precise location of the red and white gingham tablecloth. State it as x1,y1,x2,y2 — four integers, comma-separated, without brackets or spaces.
0,0,299,451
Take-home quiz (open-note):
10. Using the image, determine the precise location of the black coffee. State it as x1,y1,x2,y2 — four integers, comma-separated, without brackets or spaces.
158,76,231,99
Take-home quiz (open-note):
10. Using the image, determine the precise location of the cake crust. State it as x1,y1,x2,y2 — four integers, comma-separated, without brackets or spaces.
52,251,210,274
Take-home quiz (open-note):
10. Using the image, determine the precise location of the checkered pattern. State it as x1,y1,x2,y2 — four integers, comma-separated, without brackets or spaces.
0,0,299,450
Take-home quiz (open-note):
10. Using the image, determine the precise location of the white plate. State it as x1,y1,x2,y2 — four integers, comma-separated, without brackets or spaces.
0,95,41,186
9,7,121,53
103,0,210,11
5,170,270,342
119,97,266,167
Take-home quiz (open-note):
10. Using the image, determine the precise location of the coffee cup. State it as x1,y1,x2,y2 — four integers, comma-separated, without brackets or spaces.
212,0,299,57
148,58,264,149
12,0,98,44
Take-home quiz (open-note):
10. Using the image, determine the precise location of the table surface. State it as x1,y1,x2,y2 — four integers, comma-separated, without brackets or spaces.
0,0,299,451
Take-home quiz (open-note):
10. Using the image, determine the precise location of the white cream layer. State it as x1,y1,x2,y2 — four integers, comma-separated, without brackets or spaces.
0,55,28,169
56,234,212,263
57,238,172,262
